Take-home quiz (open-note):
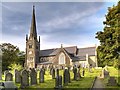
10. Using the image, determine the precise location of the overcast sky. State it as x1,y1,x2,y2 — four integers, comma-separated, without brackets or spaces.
1,1,118,51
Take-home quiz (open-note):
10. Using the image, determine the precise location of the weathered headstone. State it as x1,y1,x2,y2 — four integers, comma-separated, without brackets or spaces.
52,68,55,79
89,64,92,73
63,69,68,85
30,68,37,85
15,69,21,83
39,69,44,83
55,75,62,89
107,76,117,86
20,69,29,88
77,68,81,80
73,68,77,80
5,72,13,81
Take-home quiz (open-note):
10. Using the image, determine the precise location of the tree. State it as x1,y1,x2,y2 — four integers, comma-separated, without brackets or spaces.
96,1,120,68
0,43,20,71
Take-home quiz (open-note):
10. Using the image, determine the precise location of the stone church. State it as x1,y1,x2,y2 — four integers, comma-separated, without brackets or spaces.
25,6,98,69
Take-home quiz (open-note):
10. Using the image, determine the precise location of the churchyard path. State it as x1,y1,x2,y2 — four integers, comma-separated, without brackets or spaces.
91,77,105,90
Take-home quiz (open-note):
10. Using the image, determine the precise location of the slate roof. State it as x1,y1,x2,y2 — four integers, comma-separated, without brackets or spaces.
77,47,96,57
40,46,96,61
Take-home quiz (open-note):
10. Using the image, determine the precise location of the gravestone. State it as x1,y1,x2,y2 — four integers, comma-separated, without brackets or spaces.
52,68,55,79
77,68,81,80
15,69,21,83
82,67,85,76
56,69,59,77
73,68,77,80
89,64,92,73
63,69,68,86
20,69,29,88
55,75,62,89
107,76,117,86
101,69,109,78
68,67,71,83
39,69,44,83
30,68,37,85
5,72,13,81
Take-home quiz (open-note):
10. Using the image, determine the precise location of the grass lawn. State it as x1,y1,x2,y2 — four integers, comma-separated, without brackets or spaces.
0,67,119,89
27,68,101,89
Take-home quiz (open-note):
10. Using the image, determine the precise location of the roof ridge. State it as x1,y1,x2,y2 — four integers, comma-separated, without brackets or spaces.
79,46,96,49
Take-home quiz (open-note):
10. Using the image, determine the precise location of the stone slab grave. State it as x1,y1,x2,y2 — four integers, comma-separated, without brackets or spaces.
5,72,13,81
39,69,44,83
15,69,21,83
0,81,17,89
30,68,37,85
107,76,117,86
20,69,29,88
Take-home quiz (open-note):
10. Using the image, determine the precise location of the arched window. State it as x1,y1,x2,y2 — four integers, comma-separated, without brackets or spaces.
59,52,65,64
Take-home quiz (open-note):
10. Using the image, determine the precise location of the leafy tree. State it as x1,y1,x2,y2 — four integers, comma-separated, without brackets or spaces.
0,43,21,71
96,1,120,68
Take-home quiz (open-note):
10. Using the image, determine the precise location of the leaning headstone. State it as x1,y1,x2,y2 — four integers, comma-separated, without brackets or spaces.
20,69,29,88
107,76,117,86
5,72,13,81
39,69,44,83
30,68,37,85
55,75,62,89
73,68,77,80
63,69,68,86
15,69,21,83
52,68,55,79
67,68,71,83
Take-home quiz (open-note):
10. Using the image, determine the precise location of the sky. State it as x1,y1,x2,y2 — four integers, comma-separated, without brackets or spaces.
1,1,118,51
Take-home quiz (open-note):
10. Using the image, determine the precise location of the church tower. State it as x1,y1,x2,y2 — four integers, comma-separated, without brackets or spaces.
25,6,40,68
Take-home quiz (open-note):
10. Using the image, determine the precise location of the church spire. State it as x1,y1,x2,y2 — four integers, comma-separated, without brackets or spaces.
29,5,37,40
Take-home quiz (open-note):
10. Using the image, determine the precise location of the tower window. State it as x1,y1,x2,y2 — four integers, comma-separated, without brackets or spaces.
29,44,32,48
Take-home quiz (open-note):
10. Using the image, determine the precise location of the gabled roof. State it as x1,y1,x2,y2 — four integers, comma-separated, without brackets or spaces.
77,47,96,57
40,46,96,59
40,46,77,57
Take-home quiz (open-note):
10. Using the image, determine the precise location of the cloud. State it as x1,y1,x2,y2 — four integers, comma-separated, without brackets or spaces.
2,2,112,51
